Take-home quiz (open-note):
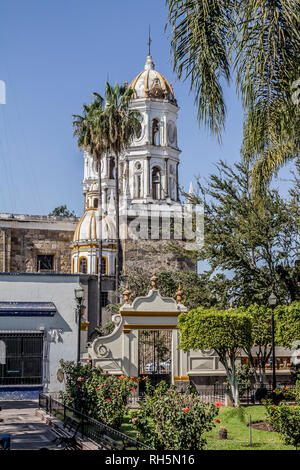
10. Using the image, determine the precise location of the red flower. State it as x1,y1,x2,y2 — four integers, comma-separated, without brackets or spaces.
119,375,125,379
77,377,84,382
78,386,81,389
99,383,104,388
105,371,109,376
131,387,136,393
132,417,138,423
215,402,222,408
215,419,220,423
291,405,295,408
106,398,111,402
285,386,289,390
272,404,276,407
130,377,135,379
115,390,119,394
184,407,189,413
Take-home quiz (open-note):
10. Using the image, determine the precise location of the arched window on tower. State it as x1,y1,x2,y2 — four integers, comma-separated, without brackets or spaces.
109,158,115,179
152,167,161,200
96,257,107,274
152,119,160,146
134,173,142,198
93,198,99,208
79,257,87,274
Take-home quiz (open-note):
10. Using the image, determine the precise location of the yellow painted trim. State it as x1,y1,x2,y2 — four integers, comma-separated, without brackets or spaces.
71,257,75,274
120,311,180,317
123,324,177,333
96,255,108,275
88,212,93,240
93,212,97,239
72,243,116,251
155,71,168,95
73,213,85,242
144,69,150,97
78,256,88,273
128,71,144,92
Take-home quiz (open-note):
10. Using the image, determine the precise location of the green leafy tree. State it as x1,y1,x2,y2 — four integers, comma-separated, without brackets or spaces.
178,308,252,406
180,160,299,306
166,0,300,193
275,301,300,349
121,268,231,310
224,364,255,398
49,205,76,217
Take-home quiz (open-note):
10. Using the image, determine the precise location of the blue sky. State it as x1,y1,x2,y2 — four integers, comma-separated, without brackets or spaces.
0,0,295,216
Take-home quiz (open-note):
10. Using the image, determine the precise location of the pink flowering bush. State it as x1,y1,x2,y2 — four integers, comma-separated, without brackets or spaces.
131,380,218,450
265,400,300,450
59,360,137,429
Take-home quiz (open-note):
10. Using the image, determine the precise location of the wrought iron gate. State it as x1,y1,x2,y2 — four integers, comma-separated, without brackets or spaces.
138,330,172,390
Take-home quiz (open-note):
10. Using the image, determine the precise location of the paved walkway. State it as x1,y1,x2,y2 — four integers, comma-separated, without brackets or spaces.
0,400,58,450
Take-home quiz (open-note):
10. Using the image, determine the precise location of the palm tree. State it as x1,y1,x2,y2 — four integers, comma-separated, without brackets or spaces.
100,82,142,293
73,94,106,325
166,0,299,194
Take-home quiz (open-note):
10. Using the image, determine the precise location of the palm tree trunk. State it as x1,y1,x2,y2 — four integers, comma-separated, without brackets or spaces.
115,152,120,299
97,162,103,326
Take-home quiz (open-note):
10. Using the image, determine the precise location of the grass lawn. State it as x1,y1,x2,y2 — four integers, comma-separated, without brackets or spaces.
205,405,294,450
122,406,294,450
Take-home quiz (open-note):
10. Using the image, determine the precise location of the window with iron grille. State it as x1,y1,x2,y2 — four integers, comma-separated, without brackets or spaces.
0,333,43,385
37,254,54,271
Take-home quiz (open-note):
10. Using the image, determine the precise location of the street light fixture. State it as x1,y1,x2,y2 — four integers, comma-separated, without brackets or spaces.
268,292,277,394
75,287,84,364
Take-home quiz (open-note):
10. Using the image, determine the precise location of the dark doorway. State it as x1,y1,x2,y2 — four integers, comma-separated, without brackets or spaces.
138,330,172,394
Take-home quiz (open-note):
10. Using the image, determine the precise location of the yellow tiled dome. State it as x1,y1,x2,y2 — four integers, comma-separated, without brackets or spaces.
129,55,176,104
73,209,116,243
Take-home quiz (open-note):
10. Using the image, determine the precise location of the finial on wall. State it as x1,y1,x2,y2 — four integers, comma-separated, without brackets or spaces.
123,282,131,304
150,272,158,290
176,282,183,303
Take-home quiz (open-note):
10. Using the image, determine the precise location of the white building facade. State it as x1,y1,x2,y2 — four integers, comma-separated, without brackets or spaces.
0,273,82,398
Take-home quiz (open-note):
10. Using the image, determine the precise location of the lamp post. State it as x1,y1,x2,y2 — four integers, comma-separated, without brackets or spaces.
75,287,84,364
268,292,277,393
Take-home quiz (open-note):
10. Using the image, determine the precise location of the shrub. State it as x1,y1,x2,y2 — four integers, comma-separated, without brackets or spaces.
59,360,137,429
265,401,300,450
131,380,218,450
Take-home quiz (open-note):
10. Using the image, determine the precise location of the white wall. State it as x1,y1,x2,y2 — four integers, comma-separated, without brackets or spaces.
0,273,81,394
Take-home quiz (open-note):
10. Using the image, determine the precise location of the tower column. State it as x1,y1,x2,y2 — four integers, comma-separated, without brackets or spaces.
176,162,179,201
146,156,151,197
164,158,169,199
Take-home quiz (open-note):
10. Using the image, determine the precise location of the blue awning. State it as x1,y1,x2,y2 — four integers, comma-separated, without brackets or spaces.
0,302,56,317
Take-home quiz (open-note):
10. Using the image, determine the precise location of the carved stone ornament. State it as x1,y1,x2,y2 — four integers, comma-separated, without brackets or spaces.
97,345,109,357
149,77,164,99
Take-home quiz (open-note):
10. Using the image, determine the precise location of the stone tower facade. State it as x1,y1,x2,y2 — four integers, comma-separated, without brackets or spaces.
72,54,196,276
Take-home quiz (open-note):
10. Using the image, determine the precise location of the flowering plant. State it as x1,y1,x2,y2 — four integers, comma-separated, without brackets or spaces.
264,400,300,450
59,360,137,429
130,379,218,450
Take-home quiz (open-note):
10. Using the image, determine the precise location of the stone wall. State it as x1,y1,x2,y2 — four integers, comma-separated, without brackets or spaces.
122,239,196,273
0,214,78,274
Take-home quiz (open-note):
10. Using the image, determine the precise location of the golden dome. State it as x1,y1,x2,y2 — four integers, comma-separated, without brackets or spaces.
73,209,116,243
129,55,176,104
